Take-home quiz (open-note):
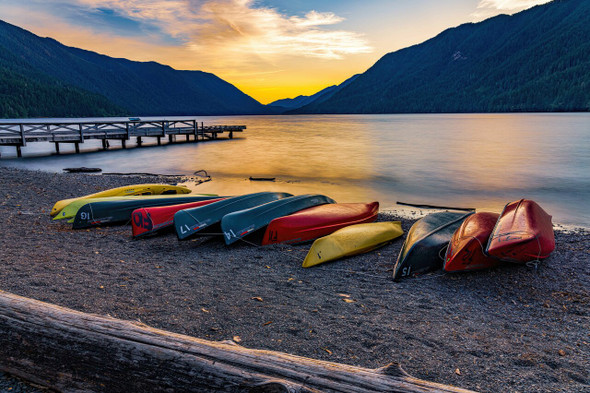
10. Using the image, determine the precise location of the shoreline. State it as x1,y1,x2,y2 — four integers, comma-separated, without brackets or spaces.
0,167,588,392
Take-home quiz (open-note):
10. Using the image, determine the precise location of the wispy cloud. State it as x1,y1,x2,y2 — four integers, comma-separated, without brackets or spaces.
44,0,372,60
472,0,553,20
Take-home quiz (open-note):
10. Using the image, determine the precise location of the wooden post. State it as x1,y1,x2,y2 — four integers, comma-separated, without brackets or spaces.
15,145,22,158
19,124,26,147
122,139,127,149
55,142,60,155
102,139,108,150
78,124,84,143
193,120,197,141
168,134,173,143
137,136,142,146
0,291,477,393
74,143,80,154
157,136,161,146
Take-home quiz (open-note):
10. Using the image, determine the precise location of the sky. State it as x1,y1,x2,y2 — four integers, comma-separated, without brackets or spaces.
0,0,552,104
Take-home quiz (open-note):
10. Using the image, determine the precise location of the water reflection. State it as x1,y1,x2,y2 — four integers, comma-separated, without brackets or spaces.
1,113,588,226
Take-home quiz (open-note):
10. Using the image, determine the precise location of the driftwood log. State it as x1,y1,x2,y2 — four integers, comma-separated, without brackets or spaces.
0,291,477,393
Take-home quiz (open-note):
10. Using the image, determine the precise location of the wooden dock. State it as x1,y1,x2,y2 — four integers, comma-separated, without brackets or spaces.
0,118,246,157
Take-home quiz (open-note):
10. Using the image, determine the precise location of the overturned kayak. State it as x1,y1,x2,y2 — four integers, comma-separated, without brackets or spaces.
486,199,555,263
393,211,473,280
444,212,501,273
174,192,293,240
131,198,225,238
302,221,403,268
71,195,220,229
262,202,379,245
50,184,191,217
221,194,336,245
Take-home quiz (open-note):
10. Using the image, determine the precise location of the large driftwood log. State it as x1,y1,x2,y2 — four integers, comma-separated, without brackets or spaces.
0,291,477,393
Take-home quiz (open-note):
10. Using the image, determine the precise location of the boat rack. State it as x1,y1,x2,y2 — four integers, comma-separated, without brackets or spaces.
0,118,246,157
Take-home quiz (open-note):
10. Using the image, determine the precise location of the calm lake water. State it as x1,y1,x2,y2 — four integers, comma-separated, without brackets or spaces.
1,113,589,227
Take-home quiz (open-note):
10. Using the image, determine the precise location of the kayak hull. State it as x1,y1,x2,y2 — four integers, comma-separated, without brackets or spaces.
303,221,403,268
444,212,501,273
174,192,293,240
486,199,555,263
393,211,473,280
71,195,220,229
50,184,191,216
262,202,379,245
222,194,336,245
132,198,225,238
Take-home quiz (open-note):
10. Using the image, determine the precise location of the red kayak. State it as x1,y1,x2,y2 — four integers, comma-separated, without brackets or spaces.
132,198,225,238
261,202,379,245
486,199,555,263
444,212,502,272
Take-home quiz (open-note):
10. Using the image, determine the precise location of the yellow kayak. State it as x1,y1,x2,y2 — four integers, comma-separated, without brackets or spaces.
53,194,213,222
302,221,403,268
50,184,191,217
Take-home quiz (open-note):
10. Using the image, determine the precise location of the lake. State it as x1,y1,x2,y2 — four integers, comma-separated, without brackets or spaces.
1,113,588,227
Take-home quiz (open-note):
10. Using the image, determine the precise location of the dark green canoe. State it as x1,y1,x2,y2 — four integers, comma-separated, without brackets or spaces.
221,194,336,245
393,211,473,280
71,195,221,229
174,192,293,240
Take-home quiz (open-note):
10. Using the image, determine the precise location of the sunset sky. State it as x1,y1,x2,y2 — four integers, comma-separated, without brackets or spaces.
0,0,552,103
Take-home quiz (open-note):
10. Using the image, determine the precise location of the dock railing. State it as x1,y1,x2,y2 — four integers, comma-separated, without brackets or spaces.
0,118,246,157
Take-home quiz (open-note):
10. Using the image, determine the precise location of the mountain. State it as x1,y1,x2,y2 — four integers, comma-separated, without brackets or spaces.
268,74,359,111
293,0,590,114
0,20,267,118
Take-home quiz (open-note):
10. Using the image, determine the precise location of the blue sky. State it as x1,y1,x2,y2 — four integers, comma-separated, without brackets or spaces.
0,0,552,102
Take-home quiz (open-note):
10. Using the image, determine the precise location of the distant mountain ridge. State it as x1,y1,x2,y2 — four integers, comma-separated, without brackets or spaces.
0,20,267,118
292,0,590,114
268,74,359,111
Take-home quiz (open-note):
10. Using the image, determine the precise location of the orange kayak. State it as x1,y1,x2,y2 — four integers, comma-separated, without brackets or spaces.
486,199,555,263
444,212,501,272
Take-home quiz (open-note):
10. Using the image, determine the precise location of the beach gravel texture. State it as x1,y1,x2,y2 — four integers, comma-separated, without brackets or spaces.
0,167,588,393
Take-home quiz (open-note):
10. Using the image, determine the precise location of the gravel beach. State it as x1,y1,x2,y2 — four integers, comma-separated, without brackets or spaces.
0,167,588,393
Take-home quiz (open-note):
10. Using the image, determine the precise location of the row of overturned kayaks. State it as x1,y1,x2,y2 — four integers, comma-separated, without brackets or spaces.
393,199,555,280
50,184,555,275
50,184,403,267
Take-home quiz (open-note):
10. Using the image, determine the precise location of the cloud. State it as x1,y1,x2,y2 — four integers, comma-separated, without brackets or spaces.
472,0,553,19
189,0,371,61
42,0,371,60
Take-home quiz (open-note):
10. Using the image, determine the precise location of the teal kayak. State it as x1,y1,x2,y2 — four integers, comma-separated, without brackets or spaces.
71,195,220,229
174,192,293,240
221,194,336,245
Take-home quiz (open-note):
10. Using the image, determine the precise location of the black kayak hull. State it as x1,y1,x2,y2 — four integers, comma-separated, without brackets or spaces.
221,194,336,245
72,196,220,229
174,192,293,240
393,211,473,280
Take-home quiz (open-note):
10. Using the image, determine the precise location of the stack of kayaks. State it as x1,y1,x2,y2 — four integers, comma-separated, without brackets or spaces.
393,199,555,280
50,184,191,217
72,195,221,229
